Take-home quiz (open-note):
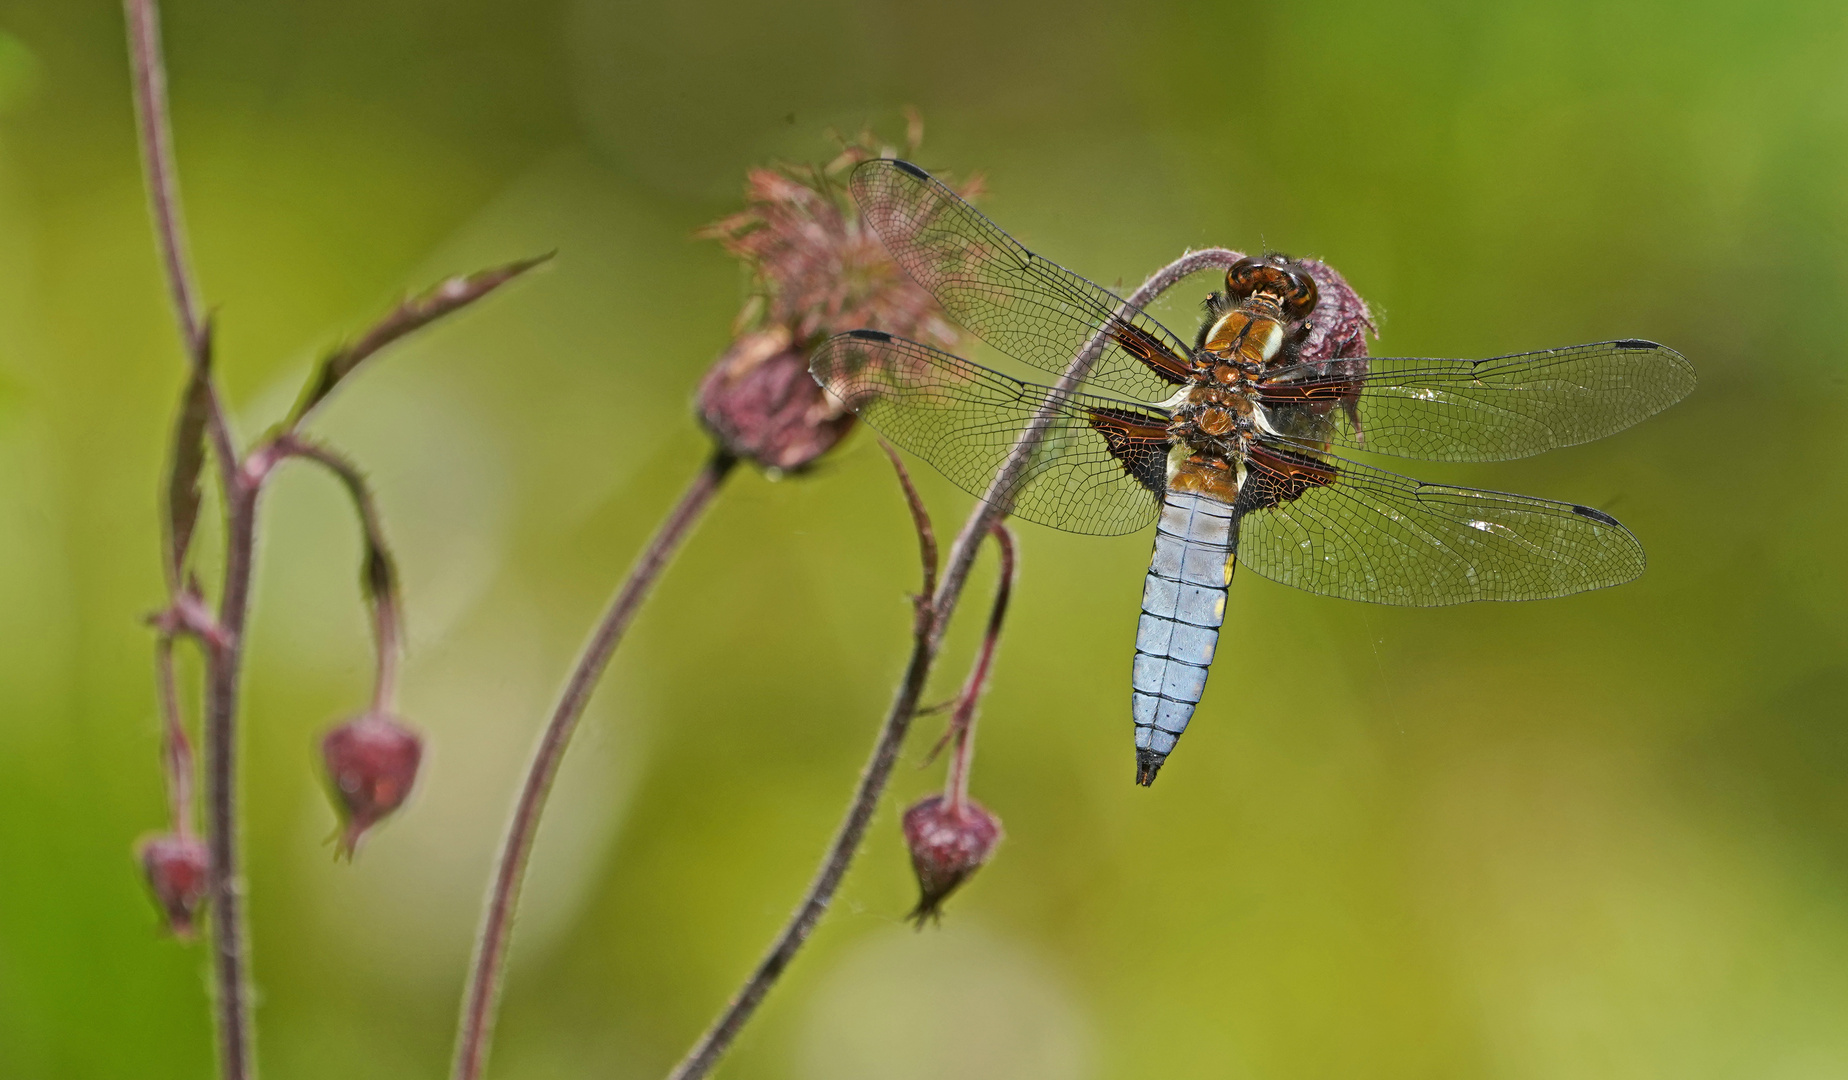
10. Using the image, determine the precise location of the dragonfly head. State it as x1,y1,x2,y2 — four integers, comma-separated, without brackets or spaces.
1226,254,1318,322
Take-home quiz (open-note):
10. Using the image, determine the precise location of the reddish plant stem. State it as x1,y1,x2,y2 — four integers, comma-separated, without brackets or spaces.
271,437,404,713
124,0,236,479
664,246,1248,1080
125,2,255,1075
664,448,944,1080
944,524,1013,812
451,449,738,1080
203,472,260,1080
154,636,196,836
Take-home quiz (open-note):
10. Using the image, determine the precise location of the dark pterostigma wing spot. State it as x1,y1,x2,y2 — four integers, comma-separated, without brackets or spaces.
1260,339,1696,463
847,328,893,342
1233,445,1647,605
850,158,1195,402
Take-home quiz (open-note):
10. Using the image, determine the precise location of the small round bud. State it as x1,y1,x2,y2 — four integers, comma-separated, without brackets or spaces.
321,711,423,858
696,328,855,472
901,794,1002,924
137,833,209,938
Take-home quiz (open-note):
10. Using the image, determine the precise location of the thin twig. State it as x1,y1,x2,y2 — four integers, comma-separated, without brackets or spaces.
202,475,259,1080
123,0,201,354
154,635,196,836
665,445,945,1080
125,2,255,1075
943,523,1013,809
271,436,404,712
451,449,739,1080
124,0,237,482
665,246,1247,1080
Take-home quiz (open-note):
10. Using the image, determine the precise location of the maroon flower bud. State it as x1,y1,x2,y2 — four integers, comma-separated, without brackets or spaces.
697,327,856,473
137,833,209,938
901,794,1002,924
321,711,423,858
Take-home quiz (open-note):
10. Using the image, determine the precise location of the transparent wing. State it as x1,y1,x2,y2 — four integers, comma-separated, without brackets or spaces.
1257,339,1696,462
1233,441,1645,605
811,330,1169,536
851,158,1195,402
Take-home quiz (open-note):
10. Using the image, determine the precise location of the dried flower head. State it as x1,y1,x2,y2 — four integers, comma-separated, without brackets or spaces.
902,793,1002,924
321,711,423,858
1297,257,1375,364
137,832,209,938
696,116,979,473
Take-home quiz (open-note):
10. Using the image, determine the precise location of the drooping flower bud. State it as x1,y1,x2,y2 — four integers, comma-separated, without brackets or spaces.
137,833,209,938
901,794,1002,924
321,711,423,857
697,327,857,472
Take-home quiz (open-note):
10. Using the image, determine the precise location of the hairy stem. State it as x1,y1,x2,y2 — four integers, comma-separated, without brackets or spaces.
272,437,404,713
945,524,1014,812
154,635,195,836
452,449,738,1080
665,449,943,1080
124,0,236,479
664,246,1246,1080
203,473,259,1080
126,1,256,1075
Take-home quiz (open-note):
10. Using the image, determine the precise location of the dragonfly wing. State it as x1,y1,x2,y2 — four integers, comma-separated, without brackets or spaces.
851,159,1195,402
1259,339,1696,461
811,330,1169,536
1232,441,1645,605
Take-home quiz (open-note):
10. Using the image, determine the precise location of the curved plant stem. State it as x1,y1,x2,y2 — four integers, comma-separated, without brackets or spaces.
944,524,1014,811
663,247,1247,1080
452,449,738,1080
125,1,253,1075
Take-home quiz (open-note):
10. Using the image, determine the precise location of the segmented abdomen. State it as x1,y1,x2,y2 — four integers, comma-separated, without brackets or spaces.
1132,490,1237,784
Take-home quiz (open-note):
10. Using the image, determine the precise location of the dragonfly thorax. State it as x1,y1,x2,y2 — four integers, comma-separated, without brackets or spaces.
1169,382,1260,463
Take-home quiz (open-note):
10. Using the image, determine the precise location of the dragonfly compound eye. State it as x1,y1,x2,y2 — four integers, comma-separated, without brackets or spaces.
1225,255,1319,321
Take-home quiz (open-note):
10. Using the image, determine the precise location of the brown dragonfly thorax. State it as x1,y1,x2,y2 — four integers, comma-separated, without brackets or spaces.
1165,254,1323,499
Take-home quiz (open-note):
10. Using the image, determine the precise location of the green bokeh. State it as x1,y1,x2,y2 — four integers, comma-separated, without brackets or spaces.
1,0,1844,1077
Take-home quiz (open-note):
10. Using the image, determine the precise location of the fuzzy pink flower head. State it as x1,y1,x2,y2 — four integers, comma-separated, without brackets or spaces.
902,794,1002,924
137,832,209,939
696,123,976,472
321,711,423,858
1296,257,1375,365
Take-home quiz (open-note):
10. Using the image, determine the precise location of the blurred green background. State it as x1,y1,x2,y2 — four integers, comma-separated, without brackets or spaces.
1,0,1845,1077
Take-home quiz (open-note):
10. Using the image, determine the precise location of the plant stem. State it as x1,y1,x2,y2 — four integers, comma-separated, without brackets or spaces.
945,524,1014,812
271,437,404,714
452,449,738,1080
664,449,943,1080
154,635,195,836
663,246,1247,1080
203,473,259,1080
126,1,257,1075
124,0,236,477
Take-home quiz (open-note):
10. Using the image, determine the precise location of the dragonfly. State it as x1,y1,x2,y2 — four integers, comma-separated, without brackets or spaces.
811,159,1695,786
